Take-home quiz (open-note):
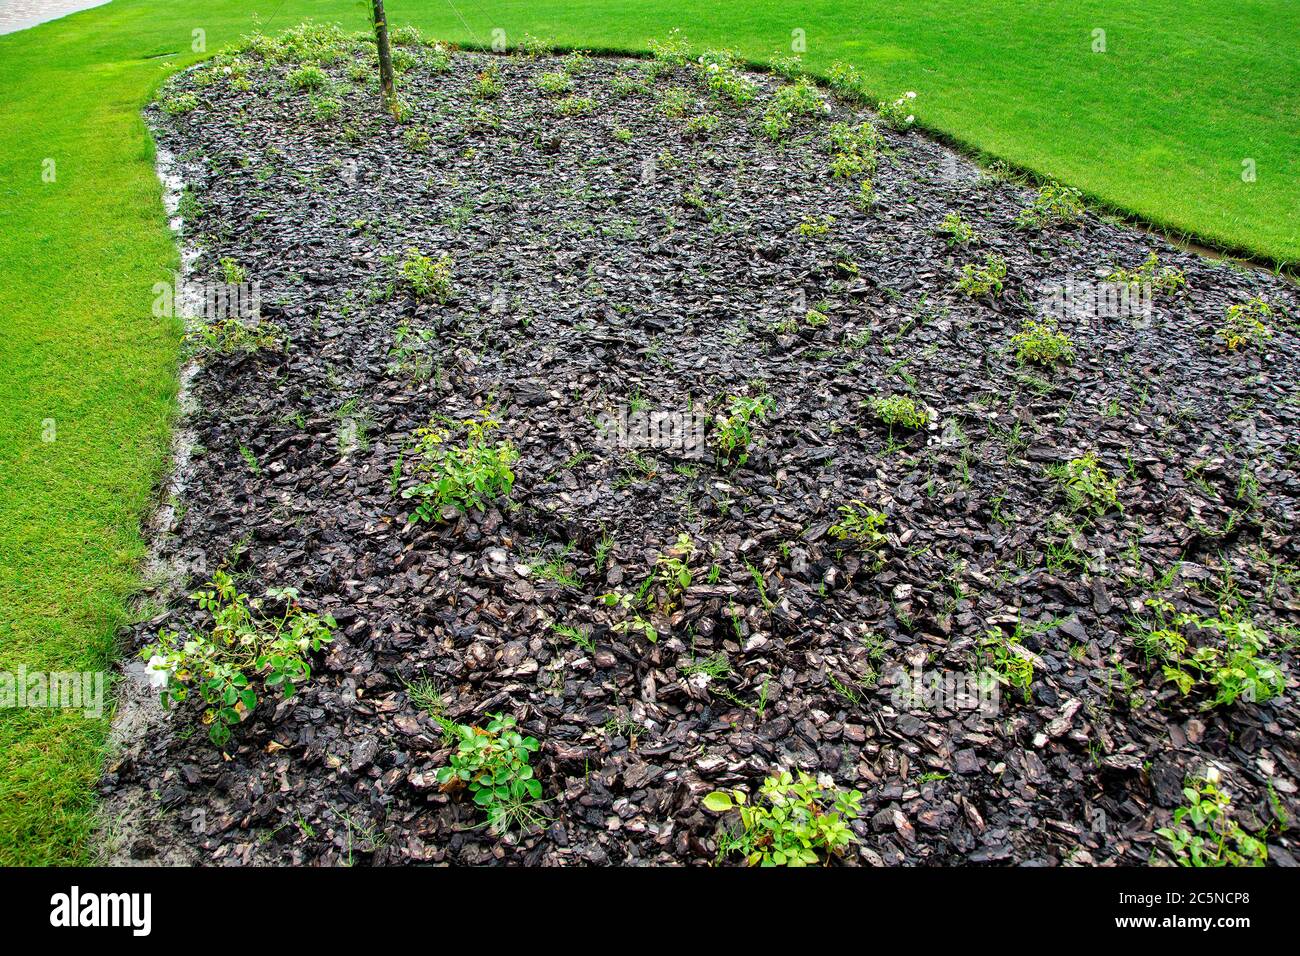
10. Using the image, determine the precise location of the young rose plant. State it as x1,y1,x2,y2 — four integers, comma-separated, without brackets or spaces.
436,713,545,834
705,771,862,866
142,571,335,746
1157,771,1267,867
402,409,518,519
877,90,916,129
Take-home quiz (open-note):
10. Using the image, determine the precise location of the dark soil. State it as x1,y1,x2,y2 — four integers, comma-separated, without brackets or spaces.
104,37,1300,866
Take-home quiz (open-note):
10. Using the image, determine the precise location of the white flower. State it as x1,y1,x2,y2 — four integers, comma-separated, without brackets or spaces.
1204,765,1221,785
708,63,719,72
222,66,232,75
822,102,832,113
145,655,171,690
906,91,917,99
906,115,915,124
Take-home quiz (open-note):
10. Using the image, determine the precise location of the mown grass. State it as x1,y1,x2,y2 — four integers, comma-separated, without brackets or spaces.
0,0,1293,864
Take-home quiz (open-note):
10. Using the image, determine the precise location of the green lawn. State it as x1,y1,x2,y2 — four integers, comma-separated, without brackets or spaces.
0,0,1294,865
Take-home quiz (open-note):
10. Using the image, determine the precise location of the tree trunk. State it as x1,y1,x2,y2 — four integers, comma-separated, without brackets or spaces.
371,0,395,110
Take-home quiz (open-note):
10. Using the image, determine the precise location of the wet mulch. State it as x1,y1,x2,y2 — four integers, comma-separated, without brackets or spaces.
104,37,1300,866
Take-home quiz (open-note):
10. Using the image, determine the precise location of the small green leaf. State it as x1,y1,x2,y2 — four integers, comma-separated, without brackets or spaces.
703,791,734,812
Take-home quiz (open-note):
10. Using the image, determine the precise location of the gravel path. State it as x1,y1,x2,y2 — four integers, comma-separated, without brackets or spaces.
0,0,109,35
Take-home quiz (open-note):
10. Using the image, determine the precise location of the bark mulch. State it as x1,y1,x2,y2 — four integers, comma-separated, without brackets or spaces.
102,32,1300,866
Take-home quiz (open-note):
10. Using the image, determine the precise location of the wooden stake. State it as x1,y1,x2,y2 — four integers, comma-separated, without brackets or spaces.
371,0,395,111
